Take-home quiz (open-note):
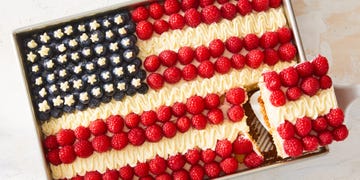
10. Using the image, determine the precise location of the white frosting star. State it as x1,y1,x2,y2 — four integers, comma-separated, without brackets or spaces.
109,42,119,52
71,52,80,61
38,100,50,112
125,51,133,59
54,29,64,39
27,51,37,62
59,69,67,77
40,32,50,43
57,44,66,52
111,55,121,64
131,78,141,88
92,87,101,96
49,84,57,93
60,81,70,92
73,65,82,74
95,45,104,54
87,74,97,85
64,25,73,35
114,14,124,25
46,60,55,69
86,63,94,71
127,64,136,73
89,20,100,31
118,27,127,35
122,38,130,46
103,19,111,27
113,67,124,76
68,39,78,47
64,95,75,106
97,57,106,66
104,84,114,93
39,88,47,97
57,54,67,64
27,40,38,49
101,71,110,80
73,79,83,89
38,45,50,57
35,77,43,86
78,24,86,32
80,33,89,42
90,33,99,42
52,95,64,107
79,92,89,102
82,48,91,56
105,30,113,39
47,73,55,81
32,65,39,73
117,82,126,91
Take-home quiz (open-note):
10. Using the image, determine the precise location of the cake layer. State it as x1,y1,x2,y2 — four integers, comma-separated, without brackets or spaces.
50,120,248,179
41,61,295,136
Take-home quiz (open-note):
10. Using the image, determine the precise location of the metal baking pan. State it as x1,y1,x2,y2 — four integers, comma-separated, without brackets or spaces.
12,0,327,179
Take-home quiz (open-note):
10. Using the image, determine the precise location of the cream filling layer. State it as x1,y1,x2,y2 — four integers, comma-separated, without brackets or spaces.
50,119,248,179
137,7,287,59
42,61,295,136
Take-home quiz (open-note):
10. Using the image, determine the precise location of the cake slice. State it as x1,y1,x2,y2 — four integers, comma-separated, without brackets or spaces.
258,55,349,158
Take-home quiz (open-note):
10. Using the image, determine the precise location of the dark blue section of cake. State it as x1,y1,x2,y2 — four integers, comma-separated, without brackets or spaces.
21,10,148,121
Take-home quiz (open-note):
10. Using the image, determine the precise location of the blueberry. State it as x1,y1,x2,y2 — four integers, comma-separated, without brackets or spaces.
100,70,112,82
47,84,60,96
90,30,104,43
113,91,125,101
104,29,116,42
81,47,93,59
124,21,135,34
75,102,87,111
120,11,130,22
120,36,135,49
103,83,115,96
63,105,75,113
137,83,149,94
123,49,136,62
101,95,112,103
78,91,90,104
64,38,80,50
78,33,91,47
88,98,101,108
82,73,99,86
109,54,122,66
132,58,142,68
51,108,63,118
91,86,103,99
38,112,50,121
126,86,137,96
135,69,147,80
43,59,56,71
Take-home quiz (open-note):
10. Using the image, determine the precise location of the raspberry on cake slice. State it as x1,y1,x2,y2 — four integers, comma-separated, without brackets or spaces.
258,55,349,158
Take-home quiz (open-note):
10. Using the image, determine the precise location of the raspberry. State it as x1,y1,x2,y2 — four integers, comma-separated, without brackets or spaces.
295,61,313,78
111,132,128,150
312,117,328,132
283,138,303,157
191,114,207,130
147,73,165,90
128,128,146,146
164,0,181,15
218,0,229,3
172,102,186,117
263,71,281,91
207,108,224,124
233,136,253,154
264,48,279,66
243,34,259,50
72,176,84,180
74,140,93,158
215,56,232,74
181,0,199,10
186,96,205,114
156,173,172,180
103,169,119,180
237,0,252,16
280,67,299,87
326,108,345,127
277,120,295,140
136,21,153,40
149,156,167,175
92,135,111,152
176,116,191,132
312,55,329,76
209,39,225,58
56,129,76,146
59,145,76,163
182,64,198,81
46,149,61,165
204,93,220,109
89,119,107,136
332,125,349,141
145,124,163,142
278,43,297,61
201,5,221,24
277,27,293,43
189,165,205,180
215,139,233,158
149,3,164,19
84,171,102,180
186,148,201,164
319,75,332,89
134,162,149,177
231,54,246,69
220,157,238,174
125,113,140,128
269,0,282,8
270,90,286,106
162,121,177,138
173,169,190,180
153,19,170,34
74,126,91,140
252,0,270,12
195,45,211,62
106,115,124,133
246,49,264,69
204,162,221,178
159,50,177,67
132,7,149,22
141,110,157,126
44,135,59,149
226,87,246,105
156,106,172,122
168,154,186,171
221,2,237,20
295,117,312,137
300,77,320,96
169,14,185,30
227,105,245,122
200,0,214,7
201,149,216,163
302,135,319,151
286,87,302,101
318,131,333,146
225,36,243,53
164,67,182,84
119,165,134,180
244,152,264,168
260,32,279,48
178,46,195,65
184,8,202,27
144,55,160,72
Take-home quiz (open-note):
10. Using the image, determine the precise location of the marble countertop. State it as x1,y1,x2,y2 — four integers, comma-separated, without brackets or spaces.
0,0,359,179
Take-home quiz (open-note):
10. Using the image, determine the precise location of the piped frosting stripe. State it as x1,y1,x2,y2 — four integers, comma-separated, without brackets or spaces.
50,120,248,179
41,61,296,136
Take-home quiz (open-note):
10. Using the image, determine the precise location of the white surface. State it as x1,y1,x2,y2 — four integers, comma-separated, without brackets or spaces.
0,0,359,179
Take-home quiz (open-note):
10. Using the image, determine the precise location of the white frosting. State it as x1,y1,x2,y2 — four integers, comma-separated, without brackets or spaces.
118,27,126,35
117,82,126,91
38,46,50,57
97,57,106,66
26,51,37,62
57,44,67,52
60,82,69,92
59,69,67,78
46,60,55,69
39,88,47,97
73,65,82,74
71,52,80,61
109,42,118,52
79,92,89,102
87,74,97,85
95,46,104,55
52,96,64,107
101,71,110,80
27,40,38,49
127,65,136,73
47,74,55,81
38,100,50,112
89,20,100,31
80,33,89,42
131,78,141,88
64,95,75,106
32,65,39,73
49,84,57,93
40,32,50,43
64,26,73,35
35,77,43,86
54,29,64,39
111,55,121,64
114,14,123,25
105,30,114,39
124,51,133,59
92,87,101,97
103,20,111,27
57,54,67,64
69,39,78,47
50,120,249,179
73,79,83,90
85,63,94,71
90,33,99,43
104,84,114,93
78,24,86,32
